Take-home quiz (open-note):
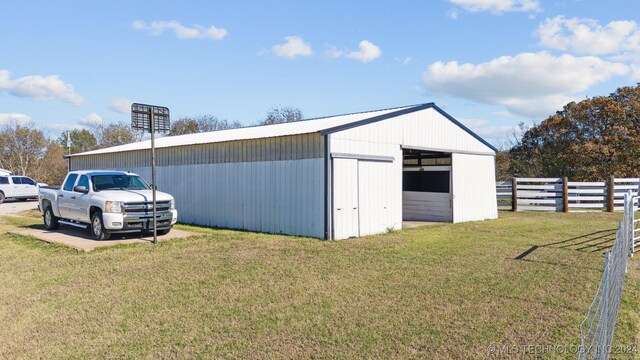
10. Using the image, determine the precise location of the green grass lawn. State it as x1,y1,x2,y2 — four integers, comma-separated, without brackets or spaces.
1,211,640,359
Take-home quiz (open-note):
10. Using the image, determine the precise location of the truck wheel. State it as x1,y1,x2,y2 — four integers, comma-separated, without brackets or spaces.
44,206,59,230
157,229,171,236
0,191,4,204
90,211,111,240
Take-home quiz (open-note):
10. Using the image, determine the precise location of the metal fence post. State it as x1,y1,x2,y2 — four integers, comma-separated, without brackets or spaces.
599,251,611,358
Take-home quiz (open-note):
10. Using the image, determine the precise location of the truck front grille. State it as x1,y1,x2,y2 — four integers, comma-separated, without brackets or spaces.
123,201,171,214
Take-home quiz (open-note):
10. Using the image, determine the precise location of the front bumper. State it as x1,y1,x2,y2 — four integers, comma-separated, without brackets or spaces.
103,209,178,232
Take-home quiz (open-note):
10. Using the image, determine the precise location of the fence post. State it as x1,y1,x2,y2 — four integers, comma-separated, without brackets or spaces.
607,176,615,212
562,177,569,213
512,177,518,212
599,251,611,357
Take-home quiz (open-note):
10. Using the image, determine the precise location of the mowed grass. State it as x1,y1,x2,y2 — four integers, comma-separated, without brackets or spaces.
1,212,640,359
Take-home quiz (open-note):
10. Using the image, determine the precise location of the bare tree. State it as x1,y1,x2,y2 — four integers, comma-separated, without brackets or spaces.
92,122,143,148
259,106,304,125
0,120,48,176
170,115,242,135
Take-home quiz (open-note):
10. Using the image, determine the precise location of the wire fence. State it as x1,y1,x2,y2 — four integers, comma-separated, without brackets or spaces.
578,191,636,359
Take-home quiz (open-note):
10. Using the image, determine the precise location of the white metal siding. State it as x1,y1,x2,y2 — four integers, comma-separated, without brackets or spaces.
330,107,494,155
451,153,498,223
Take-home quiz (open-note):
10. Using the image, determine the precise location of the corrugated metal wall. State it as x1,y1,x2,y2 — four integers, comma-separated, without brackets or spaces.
70,133,325,238
451,153,498,223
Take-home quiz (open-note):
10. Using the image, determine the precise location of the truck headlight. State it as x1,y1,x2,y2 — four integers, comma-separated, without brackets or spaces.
105,201,124,213
170,199,175,210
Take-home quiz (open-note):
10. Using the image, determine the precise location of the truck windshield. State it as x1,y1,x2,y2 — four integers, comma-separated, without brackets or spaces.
91,175,151,191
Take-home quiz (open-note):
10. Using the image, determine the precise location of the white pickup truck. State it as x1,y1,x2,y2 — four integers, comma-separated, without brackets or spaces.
0,175,40,203
39,170,177,240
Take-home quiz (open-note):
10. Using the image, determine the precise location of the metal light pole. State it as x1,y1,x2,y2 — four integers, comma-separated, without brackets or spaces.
131,103,170,245
150,108,158,244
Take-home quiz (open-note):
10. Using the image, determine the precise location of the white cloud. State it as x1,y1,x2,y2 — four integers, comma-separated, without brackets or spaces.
460,117,489,128
132,20,228,40
394,56,413,65
422,51,629,117
459,117,515,142
79,113,102,126
45,123,86,132
447,8,459,19
271,36,313,58
492,110,513,117
345,40,382,63
537,16,640,56
0,113,31,126
108,97,132,113
449,0,540,14
0,70,84,106
325,46,344,60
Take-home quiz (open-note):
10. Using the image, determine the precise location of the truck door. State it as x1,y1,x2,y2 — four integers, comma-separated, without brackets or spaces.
71,175,91,221
58,174,78,219
9,177,23,197
20,177,38,198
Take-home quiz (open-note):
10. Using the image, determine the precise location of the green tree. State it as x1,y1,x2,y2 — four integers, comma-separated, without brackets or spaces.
170,115,242,135
58,129,98,154
259,106,303,125
508,83,640,181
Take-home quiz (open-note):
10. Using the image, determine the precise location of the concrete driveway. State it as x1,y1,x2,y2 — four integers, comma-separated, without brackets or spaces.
10,227,196,251
0,200,38,216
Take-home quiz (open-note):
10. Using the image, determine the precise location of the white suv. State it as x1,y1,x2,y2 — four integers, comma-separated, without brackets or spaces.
0,176,39,203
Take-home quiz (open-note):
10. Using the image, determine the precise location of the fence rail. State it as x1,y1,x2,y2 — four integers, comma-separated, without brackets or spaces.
578,191,635,359
497,177,640,212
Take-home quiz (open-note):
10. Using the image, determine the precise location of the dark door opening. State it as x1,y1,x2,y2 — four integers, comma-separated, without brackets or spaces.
402,149,453,222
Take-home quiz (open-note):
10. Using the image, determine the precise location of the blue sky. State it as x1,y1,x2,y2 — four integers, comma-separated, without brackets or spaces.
1,0,639,146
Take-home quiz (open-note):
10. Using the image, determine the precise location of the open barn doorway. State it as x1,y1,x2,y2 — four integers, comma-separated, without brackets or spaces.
402,149,453,224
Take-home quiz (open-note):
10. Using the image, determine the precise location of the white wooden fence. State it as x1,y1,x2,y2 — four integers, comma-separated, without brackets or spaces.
496,177,640,212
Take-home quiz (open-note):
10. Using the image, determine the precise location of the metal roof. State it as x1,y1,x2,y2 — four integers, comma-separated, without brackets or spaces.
69,103,497,157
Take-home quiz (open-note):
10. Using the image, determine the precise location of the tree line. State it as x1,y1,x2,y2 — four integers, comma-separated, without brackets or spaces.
0,106,303,185
497,83,640,181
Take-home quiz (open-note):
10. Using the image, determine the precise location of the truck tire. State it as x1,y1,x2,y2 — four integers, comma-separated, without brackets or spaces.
43,206,60,230
0,191,4,204
90,211,111,240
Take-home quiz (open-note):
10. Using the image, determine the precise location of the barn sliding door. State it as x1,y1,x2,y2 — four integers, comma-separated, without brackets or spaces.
333,158,394,239
358,161,391,236
333,158,359,239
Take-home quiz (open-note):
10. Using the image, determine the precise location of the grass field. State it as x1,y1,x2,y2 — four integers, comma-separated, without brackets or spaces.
1,211,640,359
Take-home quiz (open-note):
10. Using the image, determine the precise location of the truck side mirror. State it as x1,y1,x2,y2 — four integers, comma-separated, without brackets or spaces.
74,185,89,194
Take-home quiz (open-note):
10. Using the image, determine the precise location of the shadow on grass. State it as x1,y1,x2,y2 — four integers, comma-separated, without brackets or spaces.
513,229,617,269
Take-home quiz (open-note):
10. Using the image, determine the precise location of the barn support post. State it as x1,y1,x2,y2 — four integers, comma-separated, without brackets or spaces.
562,177,569,213
511,177,518,212
607,176,615,212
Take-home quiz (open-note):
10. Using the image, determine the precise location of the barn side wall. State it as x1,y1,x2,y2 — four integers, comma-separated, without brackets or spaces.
70,134,325,238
